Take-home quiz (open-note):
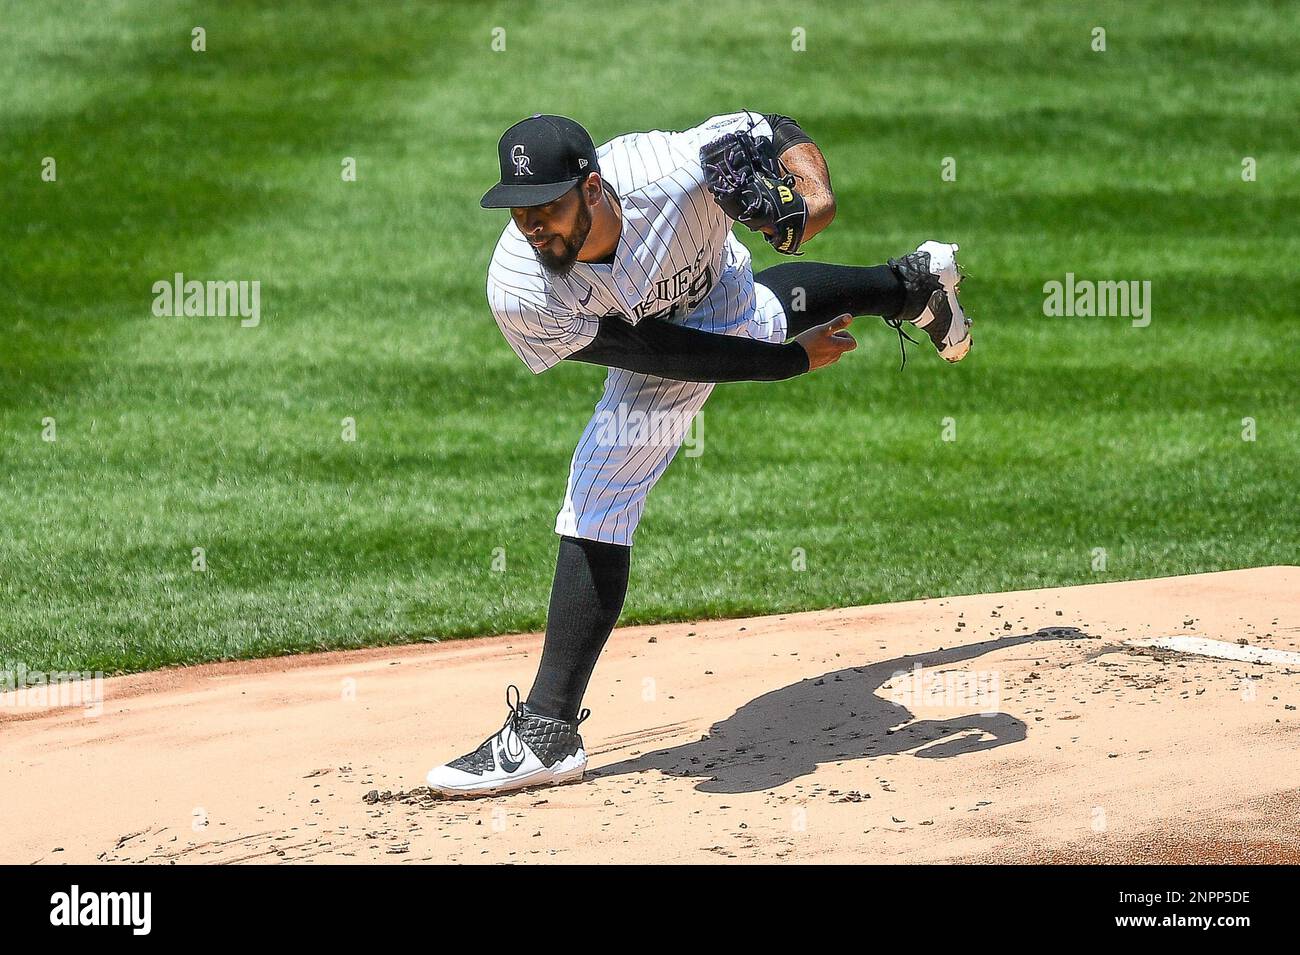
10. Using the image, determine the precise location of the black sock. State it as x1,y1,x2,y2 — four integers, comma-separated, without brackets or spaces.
526,535,630,722
755,261,905,337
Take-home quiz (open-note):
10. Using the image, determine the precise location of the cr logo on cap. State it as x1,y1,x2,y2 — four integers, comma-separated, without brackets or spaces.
511,144,532,176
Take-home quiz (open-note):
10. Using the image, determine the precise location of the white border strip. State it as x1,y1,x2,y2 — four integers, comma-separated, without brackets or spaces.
1124,636,1300,666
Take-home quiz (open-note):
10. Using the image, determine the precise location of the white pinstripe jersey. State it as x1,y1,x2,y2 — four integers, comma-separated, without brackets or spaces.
486,110,777,373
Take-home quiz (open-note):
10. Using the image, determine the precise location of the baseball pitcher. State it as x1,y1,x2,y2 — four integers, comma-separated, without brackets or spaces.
425,111,972,797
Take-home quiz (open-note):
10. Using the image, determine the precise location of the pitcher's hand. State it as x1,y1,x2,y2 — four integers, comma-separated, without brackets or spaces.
793,314,856,371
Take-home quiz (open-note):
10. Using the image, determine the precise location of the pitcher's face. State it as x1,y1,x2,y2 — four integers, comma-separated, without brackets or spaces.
512,183,594,275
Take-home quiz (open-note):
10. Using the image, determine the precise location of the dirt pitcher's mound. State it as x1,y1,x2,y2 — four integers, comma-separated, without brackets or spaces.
3,567,1298,865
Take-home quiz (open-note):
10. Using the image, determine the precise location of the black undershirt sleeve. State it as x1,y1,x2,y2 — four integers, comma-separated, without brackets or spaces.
762,113,814,155
566,314,810,382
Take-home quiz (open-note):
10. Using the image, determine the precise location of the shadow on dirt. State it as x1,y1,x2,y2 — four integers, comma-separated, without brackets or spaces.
591,626,1092,794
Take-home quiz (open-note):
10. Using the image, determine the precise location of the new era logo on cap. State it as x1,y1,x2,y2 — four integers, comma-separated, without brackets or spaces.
481,114,599,209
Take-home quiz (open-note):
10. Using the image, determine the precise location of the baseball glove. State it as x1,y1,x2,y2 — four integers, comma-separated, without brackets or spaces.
700,132,808,255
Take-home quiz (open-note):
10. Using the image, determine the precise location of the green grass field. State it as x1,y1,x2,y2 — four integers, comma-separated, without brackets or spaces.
3,1,1297,675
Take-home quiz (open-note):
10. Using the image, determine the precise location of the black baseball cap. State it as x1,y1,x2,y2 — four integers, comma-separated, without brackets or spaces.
480,114,599,209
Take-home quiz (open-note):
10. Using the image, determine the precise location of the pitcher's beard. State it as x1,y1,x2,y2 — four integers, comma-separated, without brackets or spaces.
535,198,593,276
